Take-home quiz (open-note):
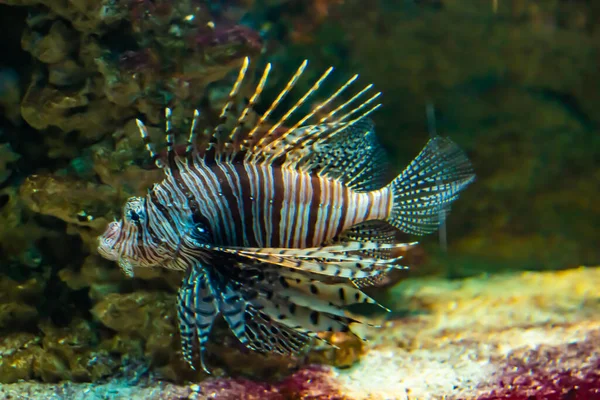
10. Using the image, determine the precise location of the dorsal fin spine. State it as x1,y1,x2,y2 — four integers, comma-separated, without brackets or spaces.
165,107,174,153
258,66,334,157
264,79,380,166
164,107,179,171
228,63,272,158
149,59,382,175
136,119,164,169
211,57,249,157
249,60,309,151
267,73,359,156
337,92,381,123
313,104,382,148
320,83,374,124
196,126,212,159
185,109,200,162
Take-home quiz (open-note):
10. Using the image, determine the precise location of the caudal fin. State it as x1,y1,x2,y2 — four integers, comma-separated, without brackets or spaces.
386,136,475,235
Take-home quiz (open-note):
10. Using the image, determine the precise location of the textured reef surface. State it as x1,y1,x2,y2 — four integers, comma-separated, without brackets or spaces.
0,0,599,398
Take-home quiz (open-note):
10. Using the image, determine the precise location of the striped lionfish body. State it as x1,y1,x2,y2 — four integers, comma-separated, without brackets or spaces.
98,58,475,372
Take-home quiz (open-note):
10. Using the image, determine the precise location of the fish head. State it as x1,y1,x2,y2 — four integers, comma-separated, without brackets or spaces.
97,196,177,276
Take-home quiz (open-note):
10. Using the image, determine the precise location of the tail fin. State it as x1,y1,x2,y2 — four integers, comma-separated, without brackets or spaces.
386,136,475,235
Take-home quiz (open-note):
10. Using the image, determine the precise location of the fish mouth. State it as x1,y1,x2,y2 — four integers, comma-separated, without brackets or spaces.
97,221,137,277
97,220,122,262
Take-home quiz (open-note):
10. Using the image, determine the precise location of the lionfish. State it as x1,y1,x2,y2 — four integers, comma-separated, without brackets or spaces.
98,57,475,372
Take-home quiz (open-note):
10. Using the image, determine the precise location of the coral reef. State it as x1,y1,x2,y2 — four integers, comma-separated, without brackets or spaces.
0,317,119,383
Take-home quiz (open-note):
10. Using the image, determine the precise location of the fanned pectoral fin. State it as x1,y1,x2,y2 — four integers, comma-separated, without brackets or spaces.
277,275,389,312
177,269,197,367
244,306,311,355
217,284,249,347
250,290,371,342
212,260,382,354
177,266,219,373
215,279,314,356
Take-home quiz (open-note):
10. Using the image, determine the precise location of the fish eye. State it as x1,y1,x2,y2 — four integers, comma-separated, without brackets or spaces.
189,221,210,244
128,210,140,222
124,197,146,224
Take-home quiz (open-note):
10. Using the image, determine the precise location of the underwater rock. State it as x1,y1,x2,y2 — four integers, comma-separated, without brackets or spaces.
19,174,123,255
0,302,38,331
38,318,118,382
3,0,127,33
0,186,49,269
181,22,262,83
20,75,130,145
0,67,22,125
47,60,87,87
91,291,180,369
308,332,365,369
22,21,78,64
0,143,20,184
59,255,129,300
20,174,116,233
0,276,43,303
0,333,42,383
91,291,175,336
0,276,43,333
11,0,261,180
0,320,118,384
90,121,165,194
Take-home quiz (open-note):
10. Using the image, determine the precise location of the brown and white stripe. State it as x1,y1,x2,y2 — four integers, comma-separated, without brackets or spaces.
155,158,393,251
